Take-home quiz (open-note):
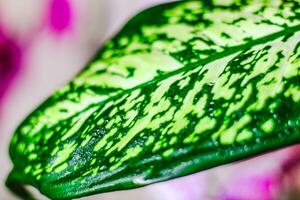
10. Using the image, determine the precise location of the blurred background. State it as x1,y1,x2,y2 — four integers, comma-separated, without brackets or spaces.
1,1,300,199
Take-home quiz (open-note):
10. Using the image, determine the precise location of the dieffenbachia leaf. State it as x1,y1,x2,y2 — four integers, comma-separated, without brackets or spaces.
7,0,300,199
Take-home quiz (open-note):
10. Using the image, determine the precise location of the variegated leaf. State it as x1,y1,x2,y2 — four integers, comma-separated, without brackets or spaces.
7,0,300,199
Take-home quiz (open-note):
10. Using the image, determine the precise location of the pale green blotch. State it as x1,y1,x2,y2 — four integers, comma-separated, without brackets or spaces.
152,40,186,53
28,153,37,161
119,37,129,46
106,119,116,130
220,129,236,145
61,108,96,141
27,143,35,152
124,35,148,53
143,24,194,42
51,146,60,156
269,102,279,110
164,1,201,23
92,167,99,176
226,84,253,116
105,77,178,155
109,147,143,171
163,148,174,158
178,76,191,90
213,0,235,6
220,115,252,145
81,135,92,146
109,157,116,163
46,142,77,173
24,166,31,174
90,158,96,165
252,70,284,111
17,142,25,153
152,141,163,153
94,128,118,152
148,101,172,130
284,87,300,102
115,51,182,86
169,137,177,145
212,73,239,100
76,50,182,91
261,119,275,133
122,90,141,111
194,117,217,134
184,117,217,144
126,147,142,158
146,136,155,146
236,129,253,143
32,169,43,177
36,175,41,181
104,141,114,150
109,107,118,118
11,134,18,144
124,110,139,127
55,163,68,173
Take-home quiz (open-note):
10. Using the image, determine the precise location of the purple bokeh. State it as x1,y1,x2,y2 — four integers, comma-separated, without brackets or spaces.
0,29,21,103
48,0,73,34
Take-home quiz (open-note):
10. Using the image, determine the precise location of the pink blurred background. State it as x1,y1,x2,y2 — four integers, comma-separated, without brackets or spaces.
1,1,300,199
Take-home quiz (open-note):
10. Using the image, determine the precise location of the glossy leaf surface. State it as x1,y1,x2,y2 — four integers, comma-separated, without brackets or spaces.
7,0,300,199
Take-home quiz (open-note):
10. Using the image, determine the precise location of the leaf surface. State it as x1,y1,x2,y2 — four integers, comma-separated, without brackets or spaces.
7,0,300,199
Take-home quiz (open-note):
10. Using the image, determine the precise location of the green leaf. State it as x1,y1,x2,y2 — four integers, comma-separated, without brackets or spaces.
7,0,300,199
